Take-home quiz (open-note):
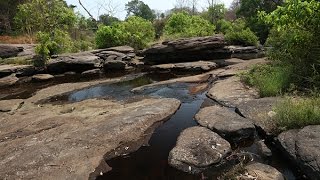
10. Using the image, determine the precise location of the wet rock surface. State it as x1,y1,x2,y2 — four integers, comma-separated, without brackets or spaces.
195,105,255,144
277,125,320,180
168,126,231,174
151,61,218,72
241,162,284,180
0,97,181,180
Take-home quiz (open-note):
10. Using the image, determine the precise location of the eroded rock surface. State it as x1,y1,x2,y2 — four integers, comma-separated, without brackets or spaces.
195,105,255,144
278,125,320,180
168,126,231,174
0,64,36,78
151,61,218,72
240,162,284,180
0,97,181,180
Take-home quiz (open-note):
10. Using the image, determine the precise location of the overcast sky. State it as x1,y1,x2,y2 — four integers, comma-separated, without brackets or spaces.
65,0,233,20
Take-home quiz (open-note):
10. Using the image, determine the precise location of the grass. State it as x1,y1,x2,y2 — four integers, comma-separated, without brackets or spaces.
0,56,32,65
0,35,36,44
240,64,292,97
274,96,320,131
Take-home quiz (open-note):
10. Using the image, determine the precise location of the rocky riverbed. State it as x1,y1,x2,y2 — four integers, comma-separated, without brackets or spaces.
0,35,319,180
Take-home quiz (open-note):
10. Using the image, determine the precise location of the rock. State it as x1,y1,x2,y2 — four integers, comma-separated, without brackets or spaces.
96,51,126,60
237,97,281,136
207,76,259,107
0,64,36,78
0,74,19,87
47,52,102,74
228,46,265,60
32,74,54,82
240,162,284,180
98,46,134,54
143,35,230,64
0,99,24,113
0,97,181,180
277,125,320,180
104,60,126,70
195,105,255,144
168,126,231,174
151,61,218,72
257,140,272,158
0,45,22,58
81,69,102,76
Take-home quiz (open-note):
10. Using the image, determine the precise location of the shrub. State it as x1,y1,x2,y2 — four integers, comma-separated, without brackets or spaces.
163,12,215,39
215,19,232,34
274,96,320,131
95,16,155,49
261,0,320,90
225,19,259,46
241,64,292,97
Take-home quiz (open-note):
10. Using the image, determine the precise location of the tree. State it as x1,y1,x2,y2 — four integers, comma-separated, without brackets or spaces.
0,0,26,34
14,0,77,35
202,3,227,24
125,0,156,21
98,14,119,26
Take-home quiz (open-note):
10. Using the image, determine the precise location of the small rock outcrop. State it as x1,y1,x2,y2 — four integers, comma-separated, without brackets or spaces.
229,46,265,60
151,61,218,72
240,162,284,180
277,125,320,180
195,105,255,144
168,126,231,174
0,74,19,87
0,45,22,58
31,74,54,82
0,64,36,78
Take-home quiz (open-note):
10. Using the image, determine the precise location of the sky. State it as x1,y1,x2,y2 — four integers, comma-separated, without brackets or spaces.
65,0,233,20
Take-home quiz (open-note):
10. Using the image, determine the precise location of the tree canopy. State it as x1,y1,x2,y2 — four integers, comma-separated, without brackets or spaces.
125,0,156,21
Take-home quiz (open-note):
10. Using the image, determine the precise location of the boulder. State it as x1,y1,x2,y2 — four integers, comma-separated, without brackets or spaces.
0,74,19,87
0,98,181,180
257,140,272,158
47,52,102,74
168,126,231,174
277,125,320,180
195,105,255,144
0,45,22,58
228,46,265,60
239,162,284,180
104,60,127,70
32,74,54,82
151,61,218,72
0,65,36,78
207,76,259,107
143,35,230,64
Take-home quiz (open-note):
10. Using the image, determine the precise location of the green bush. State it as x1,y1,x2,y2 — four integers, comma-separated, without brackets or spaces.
241,64,292,97
261,0,320,90
225,19,259,46
95,16,155,49
215,19,232,34
163,12,215,39
274,96,320,131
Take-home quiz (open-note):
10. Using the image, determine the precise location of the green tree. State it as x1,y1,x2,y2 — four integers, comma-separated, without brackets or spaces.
125,0,156,21
164,12,215,38
0,0,26,34
237,0,280,43
98,14,120,26
261,0,320,89
96,16,155,49
14,0,77,35
225,19,258,46
202,4,227,24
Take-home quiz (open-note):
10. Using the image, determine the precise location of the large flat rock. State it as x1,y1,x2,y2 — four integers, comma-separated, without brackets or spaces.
168,126,231,174
195,105,255,144
0,64,36,78
151,61,218,72
207,76,259,107
0,97,181,180
277,125,320,180
0,44,22,58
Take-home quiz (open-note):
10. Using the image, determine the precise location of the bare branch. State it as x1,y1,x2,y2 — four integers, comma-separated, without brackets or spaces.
78,0,97,21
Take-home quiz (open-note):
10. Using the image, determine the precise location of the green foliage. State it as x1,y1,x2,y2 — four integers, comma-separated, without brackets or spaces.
216,19,232,34
0,0,26,34
202,4,227,24
35,29,73,66
237,0,280,43
261,0,320,90
241,64,292,97
125,0,156,21
225,19,259,46
95,16,155,49
274,96,320,131
14,0,77,35
98,14,120,26
164,12,215,39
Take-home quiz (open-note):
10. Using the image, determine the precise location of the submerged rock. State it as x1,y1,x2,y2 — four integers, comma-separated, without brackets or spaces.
278,125,320,180
168,126,231,174
195,105,255,144
151,61,218,72
0,97,181,180
240,162,284,180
